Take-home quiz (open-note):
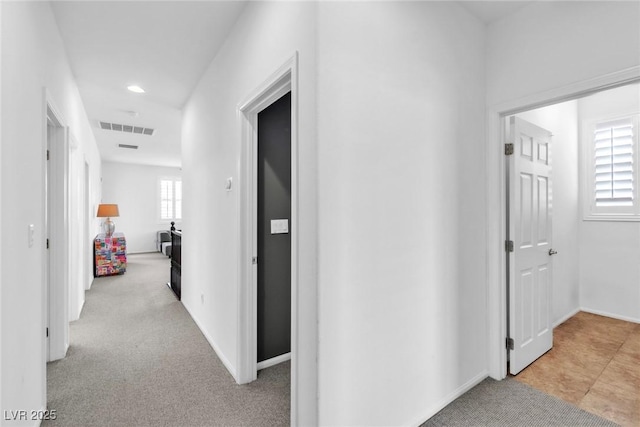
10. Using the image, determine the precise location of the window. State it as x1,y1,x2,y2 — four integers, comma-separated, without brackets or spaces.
584,114,640,220
160,178,182,221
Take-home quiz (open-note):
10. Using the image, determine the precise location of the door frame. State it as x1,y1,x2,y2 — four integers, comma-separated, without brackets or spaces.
84,160,93,291
486,66,640,380
237,53,299,418
43,89,70,363
68,133,81,321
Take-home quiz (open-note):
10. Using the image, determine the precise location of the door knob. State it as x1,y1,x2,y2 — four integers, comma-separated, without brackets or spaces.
548,249,558,256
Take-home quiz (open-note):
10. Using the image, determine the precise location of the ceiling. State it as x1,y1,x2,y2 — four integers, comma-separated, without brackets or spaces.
51,1,247,168
459,1,534,24
52,1,533,169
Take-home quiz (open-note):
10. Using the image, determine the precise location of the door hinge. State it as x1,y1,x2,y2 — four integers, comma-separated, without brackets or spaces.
46,238,49,249
504,143,514,156
252,256,258,265
505,240,514,252
47,150,50,161
506,337,514,351
46,327,49,338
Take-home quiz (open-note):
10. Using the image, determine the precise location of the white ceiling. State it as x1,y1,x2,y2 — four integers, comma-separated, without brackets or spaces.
458,1,534,24
51,1,247,168
52,1,532,168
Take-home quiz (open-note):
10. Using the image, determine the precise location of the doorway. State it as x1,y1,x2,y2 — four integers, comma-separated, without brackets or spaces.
45,96,70,363
85,161,92,290
237,54,300,423
504,83,640,375
487,67,640,380
256,92,292,369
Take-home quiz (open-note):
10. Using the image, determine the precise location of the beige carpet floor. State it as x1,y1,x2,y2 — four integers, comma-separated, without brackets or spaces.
44,253,289,427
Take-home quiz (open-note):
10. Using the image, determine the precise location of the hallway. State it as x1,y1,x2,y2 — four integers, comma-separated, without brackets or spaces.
44,253,289,426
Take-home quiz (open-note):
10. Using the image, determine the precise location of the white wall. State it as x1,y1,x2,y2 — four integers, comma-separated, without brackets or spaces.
101,162,182,254
1,2,102,423
487,1,640,107
515,101,581,325
317,2,486,425
181,2,317,424
183,2,487,425
578,84,640,322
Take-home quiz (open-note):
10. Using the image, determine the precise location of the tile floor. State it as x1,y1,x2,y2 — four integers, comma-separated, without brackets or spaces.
514,311,640,427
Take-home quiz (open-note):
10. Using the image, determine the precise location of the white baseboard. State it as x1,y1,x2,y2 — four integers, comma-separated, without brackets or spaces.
181,300,238,382
35,405,46,427
257,352,291,370
409,370,488,427
78,298,85,317
553,307,581,328
580,307,640,324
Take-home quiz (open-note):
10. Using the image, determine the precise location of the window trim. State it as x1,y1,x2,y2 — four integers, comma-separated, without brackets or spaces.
158,176,182,222
582,112,640,221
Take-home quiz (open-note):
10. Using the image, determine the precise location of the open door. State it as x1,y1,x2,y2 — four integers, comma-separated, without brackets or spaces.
256,92,292,367
507,116,555,374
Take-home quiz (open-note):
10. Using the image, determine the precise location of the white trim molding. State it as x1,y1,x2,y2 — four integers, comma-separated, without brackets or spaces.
486,66,640,381
182,301,238,381
553,308,581,328
257,352,291,371
43,88,70,364
236,52,301,425
581,307,640,325
409,371,488,427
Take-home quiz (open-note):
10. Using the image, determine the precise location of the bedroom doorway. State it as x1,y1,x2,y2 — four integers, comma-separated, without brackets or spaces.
487,67,640,381
45,96,70,364
256,91,292,369
237,53,301,424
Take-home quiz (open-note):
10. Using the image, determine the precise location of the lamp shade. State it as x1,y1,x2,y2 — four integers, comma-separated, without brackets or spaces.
96,204,119,218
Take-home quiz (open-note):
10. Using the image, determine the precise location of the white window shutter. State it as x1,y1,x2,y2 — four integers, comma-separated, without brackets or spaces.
175,181,182,220
160,179,173,220
594,117,634,207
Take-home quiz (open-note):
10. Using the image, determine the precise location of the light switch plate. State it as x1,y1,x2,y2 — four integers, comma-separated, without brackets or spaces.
28,224,35,247
270,219,289,234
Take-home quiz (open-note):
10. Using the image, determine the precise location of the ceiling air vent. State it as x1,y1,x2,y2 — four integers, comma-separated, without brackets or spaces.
118,144,138,150
99,121,155,136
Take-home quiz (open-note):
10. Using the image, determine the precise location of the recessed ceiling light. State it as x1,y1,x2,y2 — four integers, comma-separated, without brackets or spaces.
127,85,145,93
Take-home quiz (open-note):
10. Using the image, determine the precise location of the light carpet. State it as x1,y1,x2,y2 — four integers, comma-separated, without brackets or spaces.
421,377,619,426
45,253,619,427
44,253,289,427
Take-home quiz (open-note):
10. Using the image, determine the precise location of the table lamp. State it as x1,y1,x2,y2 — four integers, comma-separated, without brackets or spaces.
97,204,120,237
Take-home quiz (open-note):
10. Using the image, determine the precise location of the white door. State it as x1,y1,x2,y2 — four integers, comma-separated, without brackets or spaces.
508,116,555,375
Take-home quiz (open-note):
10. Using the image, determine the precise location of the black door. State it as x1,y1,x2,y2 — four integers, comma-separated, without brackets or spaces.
257,92,291,363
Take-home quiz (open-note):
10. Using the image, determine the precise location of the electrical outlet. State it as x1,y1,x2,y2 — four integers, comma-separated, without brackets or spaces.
201,294,204,304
